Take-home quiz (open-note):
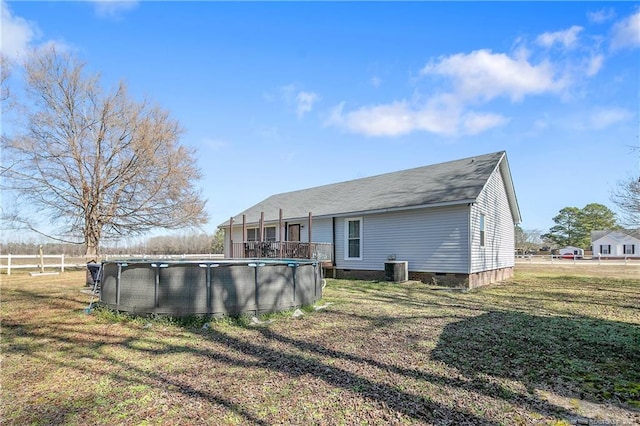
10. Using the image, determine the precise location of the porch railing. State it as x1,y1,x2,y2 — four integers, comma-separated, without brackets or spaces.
231,241,333,263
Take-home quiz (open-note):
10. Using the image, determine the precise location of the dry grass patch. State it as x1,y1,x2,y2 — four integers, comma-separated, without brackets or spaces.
1,266,639,425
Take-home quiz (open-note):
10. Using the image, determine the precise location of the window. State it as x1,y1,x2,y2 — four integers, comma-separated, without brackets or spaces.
247,227,276,242
479,213,486,247
600,244,611,255
345,218,362,260
265,227,276,242
624,244,635,255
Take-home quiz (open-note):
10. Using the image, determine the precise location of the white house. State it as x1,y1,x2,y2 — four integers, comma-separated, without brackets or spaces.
591,230,640,258
220,151,521,288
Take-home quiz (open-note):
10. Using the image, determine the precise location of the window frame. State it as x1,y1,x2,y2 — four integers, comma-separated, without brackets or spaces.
247,226,276,242
479,213,486,248
344,217,363,260
624,244,635,255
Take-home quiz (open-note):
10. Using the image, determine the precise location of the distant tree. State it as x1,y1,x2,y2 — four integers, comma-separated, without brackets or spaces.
611,174,640,228
580,203,619,232
515,226,542,254
543,204,618,248
211,228,224,253
543,207,584,248
1,47,208,257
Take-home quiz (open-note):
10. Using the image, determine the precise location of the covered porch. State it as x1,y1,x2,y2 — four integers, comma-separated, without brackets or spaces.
230,241,333,262
226,210,333,263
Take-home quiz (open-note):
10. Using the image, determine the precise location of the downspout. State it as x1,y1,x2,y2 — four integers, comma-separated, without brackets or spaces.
332,217,336,267
467,203,473,274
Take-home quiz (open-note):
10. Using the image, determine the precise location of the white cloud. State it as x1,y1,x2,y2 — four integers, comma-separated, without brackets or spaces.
588,8,616,24
461,112,510,135
585,53,604,77
328,101,415,137
279,84,320,119
536,26,584,49
325,22,619,138
610,11,640,50
89,0,139,19
420,49,566,102
0,1,38,59
295,91,320,118
325,96,507,137
588,107,633,129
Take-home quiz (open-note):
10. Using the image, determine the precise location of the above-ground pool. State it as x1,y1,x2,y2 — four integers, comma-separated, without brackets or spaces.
98,259,323,316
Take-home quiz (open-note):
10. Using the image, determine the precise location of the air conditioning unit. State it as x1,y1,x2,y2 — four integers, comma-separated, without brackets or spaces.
384,261,408,282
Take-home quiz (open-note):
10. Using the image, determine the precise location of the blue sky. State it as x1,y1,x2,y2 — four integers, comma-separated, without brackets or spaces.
2,1,639,239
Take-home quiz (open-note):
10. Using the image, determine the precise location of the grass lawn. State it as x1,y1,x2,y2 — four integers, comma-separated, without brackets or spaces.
2,264,639,425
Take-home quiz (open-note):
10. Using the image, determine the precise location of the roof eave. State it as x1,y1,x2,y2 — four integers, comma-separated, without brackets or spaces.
220,199,477,228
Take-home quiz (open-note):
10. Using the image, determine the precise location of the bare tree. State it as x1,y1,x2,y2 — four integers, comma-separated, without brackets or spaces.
1,47,208,257
515,225,542,254
611,174,640,228
1,54,11,105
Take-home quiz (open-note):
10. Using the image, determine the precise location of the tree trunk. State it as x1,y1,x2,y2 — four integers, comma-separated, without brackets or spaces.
84,220,101,259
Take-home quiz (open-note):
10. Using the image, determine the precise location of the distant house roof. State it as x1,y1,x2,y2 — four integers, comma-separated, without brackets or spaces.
222,151,521,226
591,229,640,241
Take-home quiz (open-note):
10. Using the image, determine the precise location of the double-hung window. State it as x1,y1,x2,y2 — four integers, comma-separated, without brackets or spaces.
600,244,611,255
624,244,635,255
479,213,486,248
345,218,362,260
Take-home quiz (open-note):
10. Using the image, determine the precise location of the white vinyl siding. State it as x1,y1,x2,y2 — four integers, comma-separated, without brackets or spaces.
470,167,515,273
335,206,470,273
309,218,333,244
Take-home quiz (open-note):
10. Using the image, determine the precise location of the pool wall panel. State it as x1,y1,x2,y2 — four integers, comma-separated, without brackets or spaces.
98,260,321,316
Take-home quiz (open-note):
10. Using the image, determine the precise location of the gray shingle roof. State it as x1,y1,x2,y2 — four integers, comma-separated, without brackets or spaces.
224,151,515,225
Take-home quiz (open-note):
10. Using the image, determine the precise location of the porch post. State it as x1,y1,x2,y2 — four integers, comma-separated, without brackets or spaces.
308,211,312,258
259,212,265,242
242,214,247,243
229,216,234,258
279,209,283,258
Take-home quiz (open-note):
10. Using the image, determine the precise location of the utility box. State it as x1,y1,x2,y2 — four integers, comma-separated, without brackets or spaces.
384,261,408,282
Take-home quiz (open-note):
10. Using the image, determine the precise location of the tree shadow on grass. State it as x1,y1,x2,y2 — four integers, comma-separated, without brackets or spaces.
431,311,640,411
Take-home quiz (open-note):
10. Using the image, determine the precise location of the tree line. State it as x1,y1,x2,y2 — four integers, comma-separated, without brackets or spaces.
1,229,225,256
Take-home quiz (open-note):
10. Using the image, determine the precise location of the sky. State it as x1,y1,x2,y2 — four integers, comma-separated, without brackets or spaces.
1,1,639,241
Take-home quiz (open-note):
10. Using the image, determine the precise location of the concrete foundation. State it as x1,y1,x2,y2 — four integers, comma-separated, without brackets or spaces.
324,266,514,289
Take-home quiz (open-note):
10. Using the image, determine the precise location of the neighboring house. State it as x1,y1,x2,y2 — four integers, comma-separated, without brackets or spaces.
591,230,640,258
221,151,521,288
558,246,584,258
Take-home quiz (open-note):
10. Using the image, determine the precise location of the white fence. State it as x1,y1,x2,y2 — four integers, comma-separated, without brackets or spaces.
515,255,640,266
0,254,88,275
0,253,226,275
